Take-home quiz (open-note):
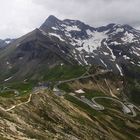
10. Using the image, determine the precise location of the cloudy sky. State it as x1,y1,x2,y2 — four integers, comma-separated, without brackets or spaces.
0,0,140,39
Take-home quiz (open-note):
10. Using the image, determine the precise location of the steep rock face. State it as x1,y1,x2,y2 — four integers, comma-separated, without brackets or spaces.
0,29,77,82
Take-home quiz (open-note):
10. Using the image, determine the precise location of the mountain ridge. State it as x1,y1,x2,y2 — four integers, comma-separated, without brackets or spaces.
0,15,140,82
39,15,140,75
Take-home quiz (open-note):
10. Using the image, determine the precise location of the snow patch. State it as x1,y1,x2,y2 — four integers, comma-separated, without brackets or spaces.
123,55,130,60
6,61,10,65
104,42,116,60
49,33,65,42
86,29,93,36
103,52,109,55
133,51,140,56
64,25,81,32
85,55,89,58
5,40,11,44
4,76,13,82
116,64,123,76
75,89,85,94
76,31,108,52
110,41,121,45
121,32,134,43
115,28,124,33
100,59,107,68
136,47,140,51
132,47,140,56
130,61,135,65
53,87,59,92
51,27,58,30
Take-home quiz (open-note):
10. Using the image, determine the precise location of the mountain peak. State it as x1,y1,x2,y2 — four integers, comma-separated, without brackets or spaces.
46,15,60,22
44,15,61,25
40,15,61,30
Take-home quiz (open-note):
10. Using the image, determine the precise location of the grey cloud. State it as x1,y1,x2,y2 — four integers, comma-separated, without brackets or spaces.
0,0,140,39
34,0,140,27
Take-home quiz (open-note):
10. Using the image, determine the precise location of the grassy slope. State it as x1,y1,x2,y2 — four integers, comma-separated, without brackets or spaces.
0,65,86,98
42,65,86,81
64,94,140,140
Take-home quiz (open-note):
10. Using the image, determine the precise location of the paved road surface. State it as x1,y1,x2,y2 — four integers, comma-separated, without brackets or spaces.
53,70,139,117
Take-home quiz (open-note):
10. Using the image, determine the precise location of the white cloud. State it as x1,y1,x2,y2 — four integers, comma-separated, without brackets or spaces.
0,0,140,39
0,0,48,39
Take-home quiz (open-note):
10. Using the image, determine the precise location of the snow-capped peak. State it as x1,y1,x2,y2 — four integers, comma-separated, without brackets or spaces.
38,16,140,75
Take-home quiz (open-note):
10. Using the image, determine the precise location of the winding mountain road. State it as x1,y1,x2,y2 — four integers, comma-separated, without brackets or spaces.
92,96,137,117
53,70,140,117
69,94,137,117
0,69,139,118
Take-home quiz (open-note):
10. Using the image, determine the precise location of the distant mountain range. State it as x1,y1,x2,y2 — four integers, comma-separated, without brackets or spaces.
0,38,14,48
0,15,140,82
